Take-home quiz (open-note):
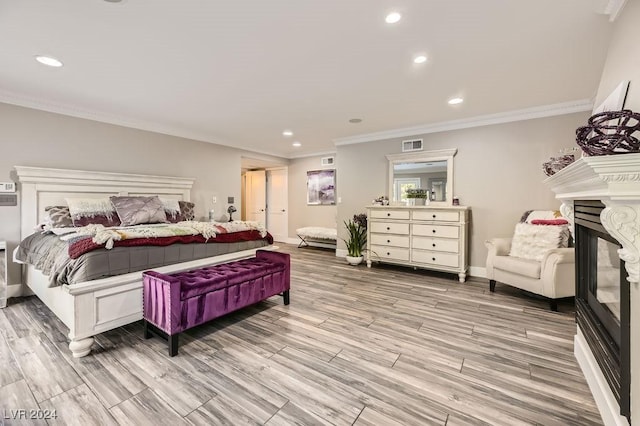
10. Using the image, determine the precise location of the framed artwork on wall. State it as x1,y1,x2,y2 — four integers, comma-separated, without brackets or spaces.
307,169,336,205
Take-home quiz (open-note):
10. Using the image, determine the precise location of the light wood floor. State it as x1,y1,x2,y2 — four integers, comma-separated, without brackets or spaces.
0,244,601,425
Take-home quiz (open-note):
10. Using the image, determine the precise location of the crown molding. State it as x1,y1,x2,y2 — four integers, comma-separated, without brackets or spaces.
333,99,593,146
0,89,290,160
604,0,628,22
288,150,337,160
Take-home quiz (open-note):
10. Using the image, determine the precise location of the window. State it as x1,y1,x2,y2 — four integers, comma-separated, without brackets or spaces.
393,178,421,203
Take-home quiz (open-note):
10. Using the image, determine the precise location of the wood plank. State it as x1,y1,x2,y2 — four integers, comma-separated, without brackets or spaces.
39,383,117,426
1,243,601,425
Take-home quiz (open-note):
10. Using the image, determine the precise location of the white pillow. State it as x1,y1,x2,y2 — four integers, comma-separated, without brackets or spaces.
509,223,570,261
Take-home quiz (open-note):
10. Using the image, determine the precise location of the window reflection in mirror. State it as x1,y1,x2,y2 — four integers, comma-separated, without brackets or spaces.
392,160,448,202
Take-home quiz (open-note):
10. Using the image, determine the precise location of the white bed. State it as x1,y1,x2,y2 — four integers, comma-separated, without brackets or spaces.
14,166,274,357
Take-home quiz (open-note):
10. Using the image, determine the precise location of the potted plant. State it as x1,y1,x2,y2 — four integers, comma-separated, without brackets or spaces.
343,213,367,265
406,188,429,206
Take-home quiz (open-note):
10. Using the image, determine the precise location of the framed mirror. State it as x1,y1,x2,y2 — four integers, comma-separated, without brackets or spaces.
386,148,457,206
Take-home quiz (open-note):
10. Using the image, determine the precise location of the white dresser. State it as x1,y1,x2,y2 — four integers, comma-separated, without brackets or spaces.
366,206,470,282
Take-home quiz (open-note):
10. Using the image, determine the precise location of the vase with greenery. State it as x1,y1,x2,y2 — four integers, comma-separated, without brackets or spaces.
343,213,367,265
406,188,429,206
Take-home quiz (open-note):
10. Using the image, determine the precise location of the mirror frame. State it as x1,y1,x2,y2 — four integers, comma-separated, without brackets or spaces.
386,148,457,206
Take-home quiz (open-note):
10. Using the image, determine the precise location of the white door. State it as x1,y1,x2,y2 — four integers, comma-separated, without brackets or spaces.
245,170,266,225
266,168,288,242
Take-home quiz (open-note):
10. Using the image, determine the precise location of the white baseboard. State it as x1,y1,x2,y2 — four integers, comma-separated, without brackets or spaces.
336,249,347,258
468,266,487,279
574,328,628,426
7,283,23,298
284,237,301,245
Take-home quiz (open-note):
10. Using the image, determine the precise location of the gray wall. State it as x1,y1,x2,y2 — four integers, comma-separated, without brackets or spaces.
594,0,640,112
0,102,285,285
287,155,337,237
335,112,589,271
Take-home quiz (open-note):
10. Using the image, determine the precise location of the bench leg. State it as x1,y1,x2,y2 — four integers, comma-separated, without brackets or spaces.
283,290,290,305
169,334,179,357
297,235,309,248
489,280,496,293
143,320,152,339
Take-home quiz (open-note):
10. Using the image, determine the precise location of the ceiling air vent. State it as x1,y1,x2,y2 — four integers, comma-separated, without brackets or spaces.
402,139,423,152
321,156,335,166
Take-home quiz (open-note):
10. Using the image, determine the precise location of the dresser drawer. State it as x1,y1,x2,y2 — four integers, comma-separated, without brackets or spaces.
412,210,460,222
370,234,410,248
412,237,459,253
412,250,460,268
370,209,410,220
371,222,410,235
371,245,410,262
412,224,459,239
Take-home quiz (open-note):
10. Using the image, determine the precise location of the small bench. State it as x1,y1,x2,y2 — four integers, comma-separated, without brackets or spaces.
296,226,337,249
142,250,290,356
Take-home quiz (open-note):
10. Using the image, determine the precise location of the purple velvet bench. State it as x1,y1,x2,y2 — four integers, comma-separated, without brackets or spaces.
142,250,290,356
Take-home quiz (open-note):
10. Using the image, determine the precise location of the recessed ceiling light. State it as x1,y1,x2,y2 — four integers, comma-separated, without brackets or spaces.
413,55,427,64
349,118,362,123
385,12,401,24
104,0,123,2
448,97,464,105
292,141,301,147
35,55,63,67
282,130,293,137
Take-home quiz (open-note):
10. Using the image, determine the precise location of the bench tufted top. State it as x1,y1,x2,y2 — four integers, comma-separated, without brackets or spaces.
171,257,286,300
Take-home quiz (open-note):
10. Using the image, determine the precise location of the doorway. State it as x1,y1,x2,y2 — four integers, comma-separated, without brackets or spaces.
241,158,288,243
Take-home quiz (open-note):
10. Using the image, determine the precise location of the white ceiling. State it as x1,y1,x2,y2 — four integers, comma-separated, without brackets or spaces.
0,0,614,158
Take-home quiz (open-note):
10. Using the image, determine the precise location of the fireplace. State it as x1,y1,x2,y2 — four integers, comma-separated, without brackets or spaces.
574,200,630,422
545,153,640,426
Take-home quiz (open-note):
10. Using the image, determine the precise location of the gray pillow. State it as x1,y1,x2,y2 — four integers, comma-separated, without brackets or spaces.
110,196,168,226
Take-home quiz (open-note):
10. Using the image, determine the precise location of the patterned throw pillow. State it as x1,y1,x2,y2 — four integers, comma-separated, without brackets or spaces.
44,206,74,228
160,198,182,223
110,196,168,226
178,201,195,221
66,198,121,227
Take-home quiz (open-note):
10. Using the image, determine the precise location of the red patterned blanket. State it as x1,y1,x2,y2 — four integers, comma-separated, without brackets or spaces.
69,230,273,259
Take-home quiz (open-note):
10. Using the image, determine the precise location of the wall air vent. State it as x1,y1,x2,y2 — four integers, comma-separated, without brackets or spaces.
402,139,423,152
321,156,335,166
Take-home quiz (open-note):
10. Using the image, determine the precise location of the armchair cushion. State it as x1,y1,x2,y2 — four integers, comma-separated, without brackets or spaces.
509,223,570,261
493,256,541,279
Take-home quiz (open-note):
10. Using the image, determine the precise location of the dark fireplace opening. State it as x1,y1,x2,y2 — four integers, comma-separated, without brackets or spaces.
574,200,630,423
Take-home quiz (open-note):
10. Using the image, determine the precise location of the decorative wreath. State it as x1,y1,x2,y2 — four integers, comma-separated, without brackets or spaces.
576,110,640,156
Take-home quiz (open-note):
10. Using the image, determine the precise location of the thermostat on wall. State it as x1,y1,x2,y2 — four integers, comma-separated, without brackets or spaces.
0,182,16,193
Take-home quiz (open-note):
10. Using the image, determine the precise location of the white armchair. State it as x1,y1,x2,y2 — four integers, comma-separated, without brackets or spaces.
485,235,575,311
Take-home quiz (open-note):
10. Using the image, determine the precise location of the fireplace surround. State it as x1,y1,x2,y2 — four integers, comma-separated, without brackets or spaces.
546,153,640,426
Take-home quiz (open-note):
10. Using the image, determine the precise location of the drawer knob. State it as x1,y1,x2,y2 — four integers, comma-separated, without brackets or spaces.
387,252,390,256
387,239,390,243
432,257,436,261
432,214,436,218
432,243,436,247
387,213,391,217
387,227,390,231
432,229,436,233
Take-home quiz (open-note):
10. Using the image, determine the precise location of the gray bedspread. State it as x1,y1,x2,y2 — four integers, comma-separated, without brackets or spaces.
16,232,270,286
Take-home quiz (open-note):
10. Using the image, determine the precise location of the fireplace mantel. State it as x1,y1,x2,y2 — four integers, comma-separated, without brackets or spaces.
545,153,639,426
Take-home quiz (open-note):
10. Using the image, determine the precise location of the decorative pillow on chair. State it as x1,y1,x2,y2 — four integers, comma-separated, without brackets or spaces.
66,198,121,227
110,196,168,226
509,222,570,261
523,210,562,223
44,206,74,228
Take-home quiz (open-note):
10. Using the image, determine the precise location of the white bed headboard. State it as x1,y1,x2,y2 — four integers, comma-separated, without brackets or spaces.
15,166,195,240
